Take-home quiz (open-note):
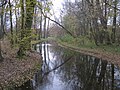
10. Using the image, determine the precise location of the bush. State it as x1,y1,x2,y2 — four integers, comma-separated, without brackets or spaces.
60,34,74,44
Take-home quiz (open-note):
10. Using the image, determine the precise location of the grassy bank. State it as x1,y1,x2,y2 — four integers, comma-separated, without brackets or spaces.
56,35,120,66
59,34,120,54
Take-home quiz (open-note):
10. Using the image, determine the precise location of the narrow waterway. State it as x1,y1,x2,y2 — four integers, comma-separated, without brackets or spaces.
16,42,120,90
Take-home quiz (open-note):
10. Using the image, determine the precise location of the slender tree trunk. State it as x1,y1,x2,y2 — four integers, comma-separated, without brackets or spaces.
46,19,50,38
0,15,3,62
0,0,6,61
15,0,18,43
17,0,25,57
34,7,36,29
34,6,37,40
8,0,13,45
0,3,4,39
0,41,3,62
21,0,25,31
39,8,42,39
43,16,46,39
112,0,117,43
4,9,7,35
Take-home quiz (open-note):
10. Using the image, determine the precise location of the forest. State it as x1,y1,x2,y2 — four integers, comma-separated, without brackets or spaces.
0,0,120,89
57,0,120,51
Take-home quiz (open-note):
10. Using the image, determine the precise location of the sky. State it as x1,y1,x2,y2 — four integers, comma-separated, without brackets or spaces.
51,0,74,21
52,0,63,11
51,0,64,19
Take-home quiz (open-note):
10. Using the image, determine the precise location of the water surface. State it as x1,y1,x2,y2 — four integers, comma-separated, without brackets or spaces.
16,43,120,90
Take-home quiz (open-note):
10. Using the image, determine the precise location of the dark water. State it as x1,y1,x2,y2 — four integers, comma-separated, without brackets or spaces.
15,43,120,90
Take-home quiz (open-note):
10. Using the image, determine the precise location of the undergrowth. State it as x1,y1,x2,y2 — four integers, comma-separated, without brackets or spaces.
59,34,120,54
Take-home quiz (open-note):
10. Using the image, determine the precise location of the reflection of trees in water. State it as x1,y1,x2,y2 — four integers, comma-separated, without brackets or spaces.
32,43,120,90
37,42,64,86
56,51,119,90
39,44,75,88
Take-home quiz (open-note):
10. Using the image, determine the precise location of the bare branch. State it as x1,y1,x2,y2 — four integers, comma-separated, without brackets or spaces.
0,0,7,7
86,0,120,11
106,2,120,11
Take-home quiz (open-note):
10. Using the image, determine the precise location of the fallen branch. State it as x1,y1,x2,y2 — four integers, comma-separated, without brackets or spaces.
36,3,76,38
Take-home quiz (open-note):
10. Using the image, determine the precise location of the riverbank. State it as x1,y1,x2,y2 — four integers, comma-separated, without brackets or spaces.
0,39,42,89
58,40,120,66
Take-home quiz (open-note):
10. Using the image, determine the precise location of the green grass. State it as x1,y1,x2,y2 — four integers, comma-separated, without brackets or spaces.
59,34,120,54
97,45,120,53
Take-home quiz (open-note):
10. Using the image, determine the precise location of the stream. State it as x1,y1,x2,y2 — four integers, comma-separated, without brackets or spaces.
15,42,120,90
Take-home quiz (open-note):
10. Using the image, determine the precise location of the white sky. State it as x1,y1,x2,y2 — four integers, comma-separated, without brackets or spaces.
51,0,64,19
52,0,63,11
51,0,74,20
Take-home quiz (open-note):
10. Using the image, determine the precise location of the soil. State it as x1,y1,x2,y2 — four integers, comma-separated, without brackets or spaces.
0,39,42,89
58,42,120,66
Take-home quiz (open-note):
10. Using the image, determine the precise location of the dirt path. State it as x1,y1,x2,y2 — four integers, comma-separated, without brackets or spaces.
0,40,42,89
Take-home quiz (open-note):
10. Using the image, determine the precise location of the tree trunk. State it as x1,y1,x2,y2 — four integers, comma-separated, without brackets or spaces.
43,16,46,39
0,0,6,61
25,0,36,49
8,0,13,45
15,0,18,43
112,0,117,43
0,41,3,62
39,8,43,39
17,0,25,57
18,0,36,57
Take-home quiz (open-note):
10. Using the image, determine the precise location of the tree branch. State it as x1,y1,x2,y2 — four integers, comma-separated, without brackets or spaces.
36,4,76,38
86,0,120,11
106,2,120,11
0,0,7,7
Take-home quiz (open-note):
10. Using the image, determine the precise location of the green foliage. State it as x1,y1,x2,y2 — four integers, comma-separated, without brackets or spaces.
16,29,39,58
37,1,52,13
63,14,78,35
75,36,95,47
59,34,120,54
60,34,74,44
35,63,41,70
98,45,120,53
17,29,37,50
45,7,50,12
7,29,38,57
60,34,96,48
